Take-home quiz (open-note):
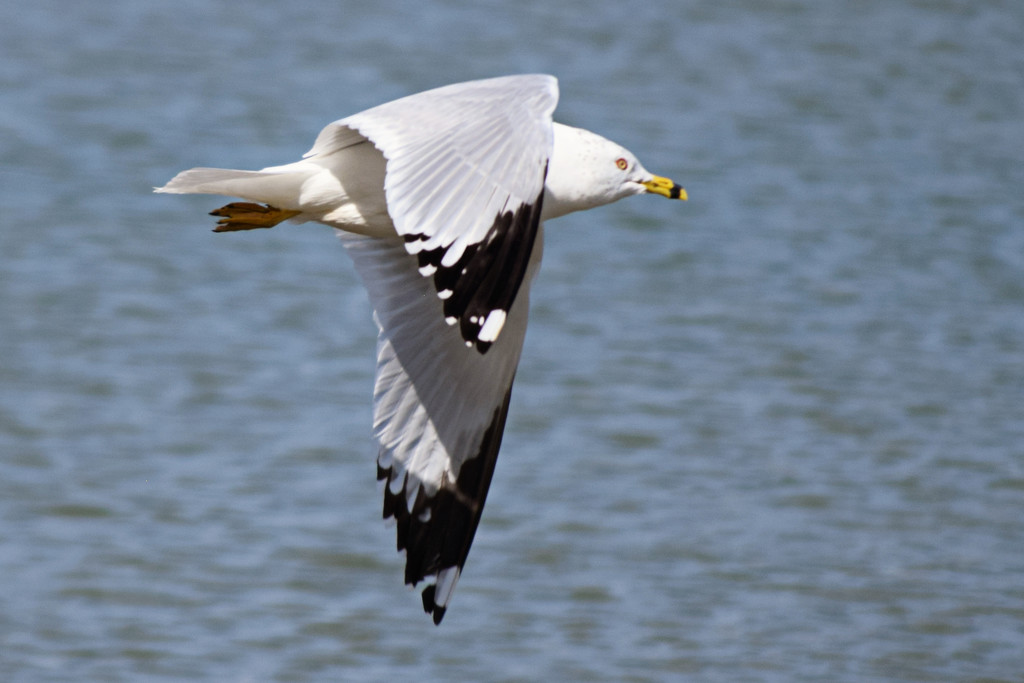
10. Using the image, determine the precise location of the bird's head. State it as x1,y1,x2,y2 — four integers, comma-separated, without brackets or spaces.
543,123,686,220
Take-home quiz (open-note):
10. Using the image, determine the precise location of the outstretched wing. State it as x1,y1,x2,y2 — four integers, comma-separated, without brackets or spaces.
340,229,544,624
310,74,557,352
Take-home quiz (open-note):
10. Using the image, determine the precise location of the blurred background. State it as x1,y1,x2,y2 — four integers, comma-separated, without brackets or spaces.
1,1,1022,680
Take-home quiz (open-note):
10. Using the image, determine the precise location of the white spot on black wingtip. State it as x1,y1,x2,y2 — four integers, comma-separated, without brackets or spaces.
433,566,461,611
477,309,507,343
402,163,546,354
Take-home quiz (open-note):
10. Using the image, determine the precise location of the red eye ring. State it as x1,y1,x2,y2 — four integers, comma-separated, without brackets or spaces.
615,158,629,170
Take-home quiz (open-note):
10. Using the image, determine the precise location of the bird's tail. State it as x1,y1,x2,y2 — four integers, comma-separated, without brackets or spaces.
154,166,313,209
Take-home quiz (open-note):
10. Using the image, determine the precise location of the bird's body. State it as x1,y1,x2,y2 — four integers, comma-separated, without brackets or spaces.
159,122,653,237
156,74,685,624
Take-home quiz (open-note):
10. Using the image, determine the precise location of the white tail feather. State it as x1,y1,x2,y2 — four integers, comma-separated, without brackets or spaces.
154,167,314,208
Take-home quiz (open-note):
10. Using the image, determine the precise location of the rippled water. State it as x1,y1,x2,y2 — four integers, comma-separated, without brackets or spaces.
2,1,1022,681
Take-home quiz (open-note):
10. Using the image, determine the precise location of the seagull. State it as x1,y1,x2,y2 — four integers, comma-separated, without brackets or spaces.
156,74,686,624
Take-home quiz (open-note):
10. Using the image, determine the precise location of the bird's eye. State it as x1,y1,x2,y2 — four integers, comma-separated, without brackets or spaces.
615,158,629,170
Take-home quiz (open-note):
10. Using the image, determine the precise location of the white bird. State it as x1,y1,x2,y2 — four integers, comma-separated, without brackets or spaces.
156,74,686,624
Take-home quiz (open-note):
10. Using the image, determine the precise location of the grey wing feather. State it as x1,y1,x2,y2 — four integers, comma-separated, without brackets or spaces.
314,75,558,350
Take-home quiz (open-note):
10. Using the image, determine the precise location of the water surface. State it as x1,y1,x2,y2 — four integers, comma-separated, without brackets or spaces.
1,1,1022,680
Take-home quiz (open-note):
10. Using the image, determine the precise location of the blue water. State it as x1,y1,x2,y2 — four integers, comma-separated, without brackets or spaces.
2,1,1022,680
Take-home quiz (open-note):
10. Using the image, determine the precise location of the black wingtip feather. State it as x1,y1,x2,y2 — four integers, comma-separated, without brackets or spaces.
378,387,515,624
402,169,546,353
421,585,446,624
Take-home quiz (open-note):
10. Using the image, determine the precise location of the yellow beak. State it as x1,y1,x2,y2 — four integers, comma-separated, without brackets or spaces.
642,175,688,201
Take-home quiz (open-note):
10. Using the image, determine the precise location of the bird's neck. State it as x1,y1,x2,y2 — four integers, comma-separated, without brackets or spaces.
541,123,607,221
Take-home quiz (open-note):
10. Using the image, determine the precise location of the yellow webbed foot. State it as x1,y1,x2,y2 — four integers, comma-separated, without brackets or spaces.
210,202,301,232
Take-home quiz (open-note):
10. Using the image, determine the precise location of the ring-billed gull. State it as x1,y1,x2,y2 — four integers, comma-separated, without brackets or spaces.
156,74,686,624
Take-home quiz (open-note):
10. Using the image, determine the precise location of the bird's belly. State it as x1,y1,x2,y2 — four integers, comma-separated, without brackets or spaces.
301,142,396,237
319,202,395,237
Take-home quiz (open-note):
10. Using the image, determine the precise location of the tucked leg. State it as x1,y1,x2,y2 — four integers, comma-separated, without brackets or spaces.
210,202,301,232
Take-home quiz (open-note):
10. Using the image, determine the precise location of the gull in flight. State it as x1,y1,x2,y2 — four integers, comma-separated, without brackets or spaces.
156,74,686,624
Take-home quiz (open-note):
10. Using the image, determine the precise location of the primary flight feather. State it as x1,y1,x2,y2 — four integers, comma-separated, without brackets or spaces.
155,74,686,624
